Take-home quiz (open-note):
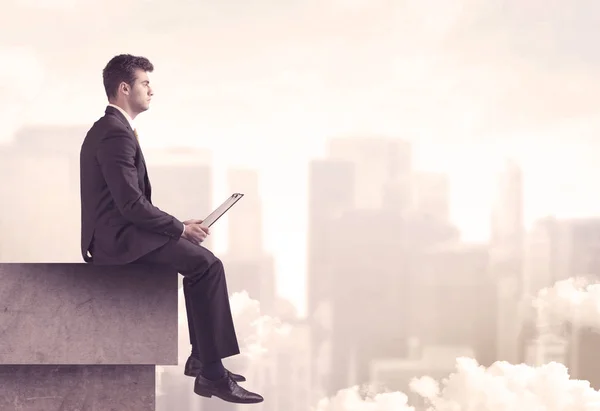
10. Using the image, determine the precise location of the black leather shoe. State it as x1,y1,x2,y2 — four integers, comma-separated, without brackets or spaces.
194,372,263,404
184,356,246,382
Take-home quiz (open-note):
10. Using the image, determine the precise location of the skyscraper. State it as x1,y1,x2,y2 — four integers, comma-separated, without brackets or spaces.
491,158,524,255
221,168,276,314
327,136,412,210
490,158,525,363
306,158,355,394
0,125,87,262
411,171,451,222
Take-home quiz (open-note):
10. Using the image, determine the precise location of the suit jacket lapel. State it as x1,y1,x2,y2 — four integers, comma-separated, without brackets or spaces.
140,150,152,203
134,138,153,203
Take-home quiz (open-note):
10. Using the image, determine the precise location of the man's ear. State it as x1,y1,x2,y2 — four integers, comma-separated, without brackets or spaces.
119,82,130,95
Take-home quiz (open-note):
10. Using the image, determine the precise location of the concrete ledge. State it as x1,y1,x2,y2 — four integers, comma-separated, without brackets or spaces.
0,263,178,365
0,364,155,411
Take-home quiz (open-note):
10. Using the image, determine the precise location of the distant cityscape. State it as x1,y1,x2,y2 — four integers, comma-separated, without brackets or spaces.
1,124,599,410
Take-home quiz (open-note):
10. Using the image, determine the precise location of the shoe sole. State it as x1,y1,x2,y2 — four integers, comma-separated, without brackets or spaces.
193,387,263,403
194,387,212,398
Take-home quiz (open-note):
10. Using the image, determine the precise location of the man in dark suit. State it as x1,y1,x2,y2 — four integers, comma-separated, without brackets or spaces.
79,54,263,404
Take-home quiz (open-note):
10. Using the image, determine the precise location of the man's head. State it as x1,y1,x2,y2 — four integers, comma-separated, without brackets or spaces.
102,54,154,119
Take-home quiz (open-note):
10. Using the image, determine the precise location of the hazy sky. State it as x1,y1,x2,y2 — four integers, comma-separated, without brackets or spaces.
3,0,600,315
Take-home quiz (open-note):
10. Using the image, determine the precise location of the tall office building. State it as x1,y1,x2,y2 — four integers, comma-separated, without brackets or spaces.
306,158,355,395
411,171,451,222
327,137,412,210
490,158,524,277
326,207,461,393
568,325,600,390
490,158,524,272
382,173,413,213
489,158,525,363
327,208,409,393
221,168,275,314
307,159,355,315
415,242,496,366
0,125,87,262
524,216,600,294
310,137,458,395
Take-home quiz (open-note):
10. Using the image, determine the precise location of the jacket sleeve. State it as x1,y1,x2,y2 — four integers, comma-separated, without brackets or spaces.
96,129,185,239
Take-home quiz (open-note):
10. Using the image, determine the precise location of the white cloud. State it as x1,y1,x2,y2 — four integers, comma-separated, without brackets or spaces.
534,277,600,331
314,357,600,410
314,385,415,411
229,290,292,359
314,278,600,410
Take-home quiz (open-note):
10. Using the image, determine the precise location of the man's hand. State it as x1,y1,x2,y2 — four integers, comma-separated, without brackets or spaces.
183,219,210,234
182,219,211,244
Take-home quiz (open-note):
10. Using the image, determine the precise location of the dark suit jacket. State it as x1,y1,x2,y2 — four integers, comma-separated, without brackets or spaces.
79,105,184,264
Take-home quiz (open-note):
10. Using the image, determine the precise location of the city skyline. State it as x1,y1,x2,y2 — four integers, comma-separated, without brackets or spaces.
3,124,600,408
4,0,600,321
3,123,600,318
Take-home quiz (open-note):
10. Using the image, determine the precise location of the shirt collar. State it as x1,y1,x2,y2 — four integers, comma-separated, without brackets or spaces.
107,103,135,130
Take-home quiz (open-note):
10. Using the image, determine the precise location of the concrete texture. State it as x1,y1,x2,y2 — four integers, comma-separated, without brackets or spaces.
0,263,178,365
0,364,155,411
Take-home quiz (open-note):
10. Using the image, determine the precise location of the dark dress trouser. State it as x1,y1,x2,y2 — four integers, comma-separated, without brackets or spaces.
135,237,240,363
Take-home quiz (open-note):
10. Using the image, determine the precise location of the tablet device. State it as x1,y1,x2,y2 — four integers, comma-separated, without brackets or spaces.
202,193,244,227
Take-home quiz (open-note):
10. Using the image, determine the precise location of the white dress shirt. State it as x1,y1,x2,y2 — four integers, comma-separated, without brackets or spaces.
107,103,135,130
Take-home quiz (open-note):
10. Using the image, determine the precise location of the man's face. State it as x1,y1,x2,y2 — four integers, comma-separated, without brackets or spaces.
126,69,153,114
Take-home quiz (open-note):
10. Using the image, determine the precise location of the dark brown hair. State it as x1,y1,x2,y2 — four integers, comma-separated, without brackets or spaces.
102,54,154,99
